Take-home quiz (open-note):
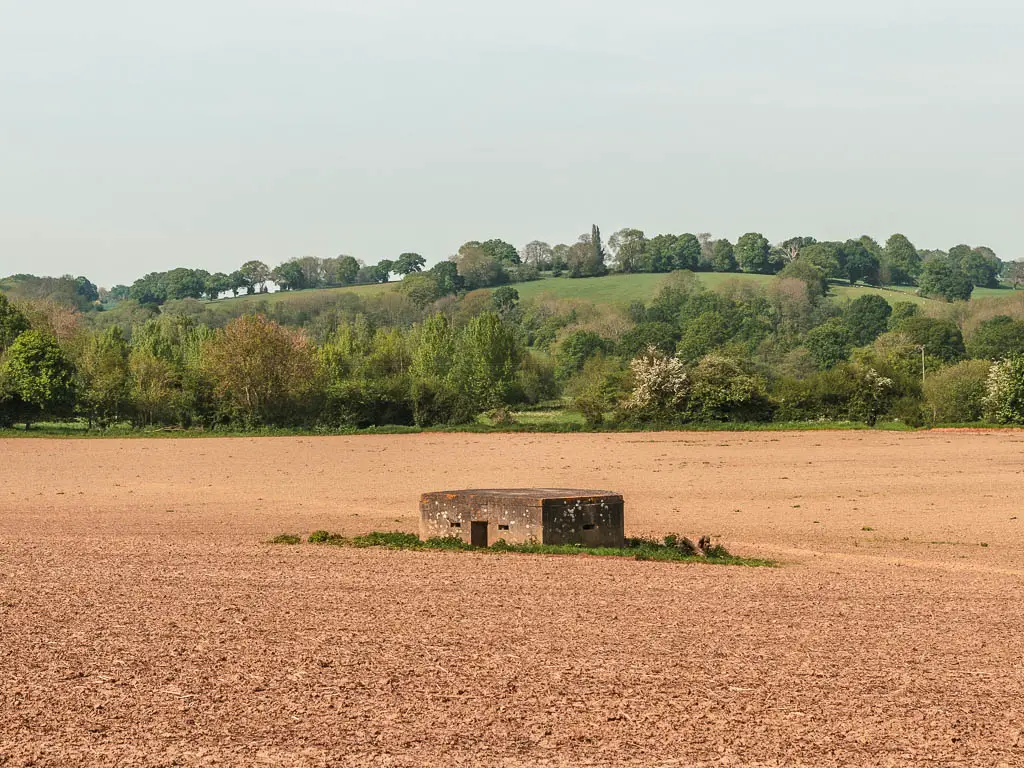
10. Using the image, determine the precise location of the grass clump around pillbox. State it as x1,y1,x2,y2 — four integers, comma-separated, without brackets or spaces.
275,530,774,566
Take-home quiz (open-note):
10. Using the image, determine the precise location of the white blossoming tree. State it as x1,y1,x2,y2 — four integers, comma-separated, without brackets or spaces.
983,355,1024,424
624,346,690,421
848,364,895,425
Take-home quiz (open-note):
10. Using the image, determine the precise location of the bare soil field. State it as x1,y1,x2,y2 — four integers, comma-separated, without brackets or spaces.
2,431,1023,767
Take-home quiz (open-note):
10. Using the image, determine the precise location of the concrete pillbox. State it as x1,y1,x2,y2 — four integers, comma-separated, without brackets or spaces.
419,488,625,548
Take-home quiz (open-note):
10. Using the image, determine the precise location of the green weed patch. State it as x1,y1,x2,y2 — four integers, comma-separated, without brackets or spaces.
278,530,774,566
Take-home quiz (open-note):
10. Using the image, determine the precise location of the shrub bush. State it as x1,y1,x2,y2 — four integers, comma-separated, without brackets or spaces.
924,360,991,423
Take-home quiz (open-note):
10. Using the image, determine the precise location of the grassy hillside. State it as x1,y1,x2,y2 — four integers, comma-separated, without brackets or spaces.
202,281,390,316
203,271,1017,314
511,273,938,307
510,272,782,304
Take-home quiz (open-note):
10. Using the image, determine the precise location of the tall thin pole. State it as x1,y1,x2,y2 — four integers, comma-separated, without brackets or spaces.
920,344,926,387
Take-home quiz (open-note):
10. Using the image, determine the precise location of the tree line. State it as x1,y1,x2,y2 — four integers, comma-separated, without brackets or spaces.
3,226,1021,316
2,264,1024,431
114,231,1023,307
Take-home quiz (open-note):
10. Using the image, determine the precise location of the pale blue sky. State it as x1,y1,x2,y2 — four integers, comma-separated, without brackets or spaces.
1,0,1022,286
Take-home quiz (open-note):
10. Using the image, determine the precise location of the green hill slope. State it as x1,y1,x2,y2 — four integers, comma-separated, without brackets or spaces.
202,281,391,317
509,273,936,307
203,271,1015,314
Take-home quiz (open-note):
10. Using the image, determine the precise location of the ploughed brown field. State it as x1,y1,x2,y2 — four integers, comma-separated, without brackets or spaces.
2,431,1023,767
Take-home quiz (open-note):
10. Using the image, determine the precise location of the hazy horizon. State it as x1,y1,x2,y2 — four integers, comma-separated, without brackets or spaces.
2,0,1022,287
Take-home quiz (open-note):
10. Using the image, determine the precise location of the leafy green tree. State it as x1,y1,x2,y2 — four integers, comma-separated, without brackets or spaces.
429,261,465,295
589,225,607,276
566,354,628,427
967,315,1024,360
203,315,319,426
0,274,95,311
129,272,169,305
228,270,247,296
767,245,790,274
840,240,881,286
800,242,843,279
617,321,677,359
675,234,702,271
883,234,921,285
375,259,395,282
0,331,76,427
894,316,965,362
844,294,892,346
642,234,683,273
239,260,270,293
204,272,231,300
454,312,522,409
779,236,817,261
77,327,131,427
924,360,990,423
394,253,426,276
983,355,1024,424
163,268,208,300
958,247,1001,288
804,318,854,369
352,265,377,284
456,244,506,289
566,226,608,278
490,286,520,316
74,276,99,303
736,233,771,274
917,256,973,301
317,320,413,428
608,228,647,273
409,313,459,424
550,244,570,273
565,240,589,277
689,354,772,422
857,235,884,260
410,312,536,425
126,315,213,427
0,294,30,352
556,330,613,379
711,239,736,272
333,255,360,285
479,239,520,265
778,260,827,298
644,270,703,323
271,260,305,291
948,244,974,265
676,311,730,362
889,301,920,328
1006,261,1024,290
128,348,182,426
396,273,442,308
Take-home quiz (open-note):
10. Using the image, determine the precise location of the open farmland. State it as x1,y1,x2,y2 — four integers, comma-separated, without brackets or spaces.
2,431,1023,766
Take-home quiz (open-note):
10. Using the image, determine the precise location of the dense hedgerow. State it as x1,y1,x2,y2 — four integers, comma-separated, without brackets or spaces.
3,235,1024,431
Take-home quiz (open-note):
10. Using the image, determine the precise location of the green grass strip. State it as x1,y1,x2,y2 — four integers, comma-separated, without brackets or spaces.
279,530,774,567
